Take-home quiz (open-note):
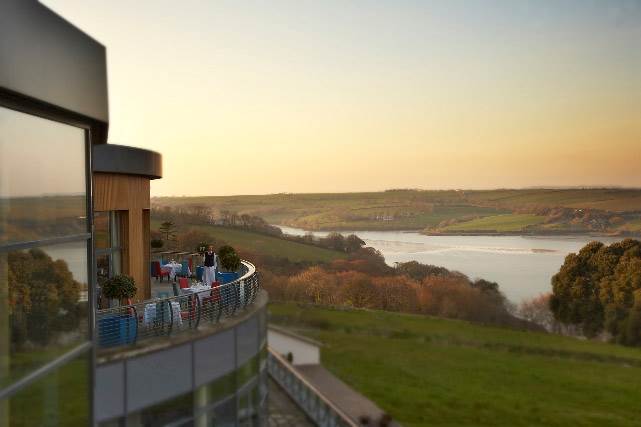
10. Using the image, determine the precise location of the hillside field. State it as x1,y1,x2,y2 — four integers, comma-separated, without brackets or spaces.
269,302,641,427
153,188,641,233
150,220,345,263
438,214,546,233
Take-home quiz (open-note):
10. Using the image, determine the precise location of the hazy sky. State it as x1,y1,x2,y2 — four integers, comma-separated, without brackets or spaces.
43,0,641,196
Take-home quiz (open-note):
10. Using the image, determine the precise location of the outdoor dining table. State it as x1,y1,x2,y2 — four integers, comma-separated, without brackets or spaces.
143,300,182,328
180,283,213,303
161,262,183,280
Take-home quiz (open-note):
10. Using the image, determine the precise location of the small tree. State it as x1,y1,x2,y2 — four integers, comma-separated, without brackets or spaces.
150,238,164,249
102,275,137,306
159,221,178,249
218,245,241,272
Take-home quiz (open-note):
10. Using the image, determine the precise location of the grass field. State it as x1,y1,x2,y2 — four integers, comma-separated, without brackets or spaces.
269,302,641,427
438,214,546,233
620,219,641,232
151,220,345,263
153,188,641,232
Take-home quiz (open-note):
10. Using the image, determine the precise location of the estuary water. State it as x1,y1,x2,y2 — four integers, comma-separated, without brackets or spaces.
277,225,620,303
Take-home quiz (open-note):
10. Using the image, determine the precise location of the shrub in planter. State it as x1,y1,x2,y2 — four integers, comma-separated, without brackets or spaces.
102,274,137,306
218,245,241,272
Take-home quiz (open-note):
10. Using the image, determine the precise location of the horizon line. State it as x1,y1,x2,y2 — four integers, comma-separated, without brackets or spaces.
151,186,641,198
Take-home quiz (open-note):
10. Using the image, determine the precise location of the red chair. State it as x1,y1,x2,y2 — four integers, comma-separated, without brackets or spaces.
152,261,170,282
179,278,189,289
210,281,221,303
201,281,221,304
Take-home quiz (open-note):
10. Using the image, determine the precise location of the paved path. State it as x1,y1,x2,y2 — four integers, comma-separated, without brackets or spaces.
267,378,315,427
296,364,398,426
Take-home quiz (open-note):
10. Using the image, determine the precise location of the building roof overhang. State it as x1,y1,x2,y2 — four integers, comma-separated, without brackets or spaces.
93,144,163,180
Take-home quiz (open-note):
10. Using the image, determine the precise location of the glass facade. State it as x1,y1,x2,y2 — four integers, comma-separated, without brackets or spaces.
0,106,92,426
97,337,268,427
95,211,123,307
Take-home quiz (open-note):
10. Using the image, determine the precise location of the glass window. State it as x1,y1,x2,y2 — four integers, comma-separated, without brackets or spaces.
0,241,89,389
0,107,87,245
236,355,259,388
212,397,236,427
126,392,193,427
96,211,122,290
94,211,110,250
199,370,236,407
1,351,89,427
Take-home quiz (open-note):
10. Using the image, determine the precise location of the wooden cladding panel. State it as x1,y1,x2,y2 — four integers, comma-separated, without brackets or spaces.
94,173,150,211
128,209,146,301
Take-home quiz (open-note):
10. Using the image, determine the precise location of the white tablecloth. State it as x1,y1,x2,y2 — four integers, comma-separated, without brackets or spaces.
181,285,212,303
161,262,183,279
143,301,182,327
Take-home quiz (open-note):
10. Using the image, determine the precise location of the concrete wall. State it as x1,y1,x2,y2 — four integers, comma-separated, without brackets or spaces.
268,328,320,366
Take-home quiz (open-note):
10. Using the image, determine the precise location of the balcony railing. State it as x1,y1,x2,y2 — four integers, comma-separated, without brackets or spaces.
96,260,260,351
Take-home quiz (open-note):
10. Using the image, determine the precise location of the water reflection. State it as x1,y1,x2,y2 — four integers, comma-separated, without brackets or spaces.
277,225,620,302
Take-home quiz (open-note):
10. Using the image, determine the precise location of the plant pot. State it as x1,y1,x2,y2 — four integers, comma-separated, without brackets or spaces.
98,314,137,347
217,272,239,284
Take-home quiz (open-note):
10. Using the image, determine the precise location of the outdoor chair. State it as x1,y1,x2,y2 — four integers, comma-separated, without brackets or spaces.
201,281,222,322
152,261,170,282
180,261,190,277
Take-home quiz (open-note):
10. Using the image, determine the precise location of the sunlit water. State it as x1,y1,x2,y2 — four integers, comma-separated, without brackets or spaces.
277,225,620,303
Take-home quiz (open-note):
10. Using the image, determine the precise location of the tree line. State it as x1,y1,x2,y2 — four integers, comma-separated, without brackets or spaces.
151,206,368,254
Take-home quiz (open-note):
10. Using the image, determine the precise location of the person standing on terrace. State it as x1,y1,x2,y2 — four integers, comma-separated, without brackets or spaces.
203,245,218,286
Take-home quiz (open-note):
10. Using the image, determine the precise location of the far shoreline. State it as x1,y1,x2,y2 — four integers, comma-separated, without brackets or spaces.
275,224,638,239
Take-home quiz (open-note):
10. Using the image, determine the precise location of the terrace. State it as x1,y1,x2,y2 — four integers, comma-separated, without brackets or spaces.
93,260,268,426
96,260,261,355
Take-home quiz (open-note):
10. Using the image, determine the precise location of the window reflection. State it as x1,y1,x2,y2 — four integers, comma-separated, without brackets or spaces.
0,241,88,389
126,392,194,427
5,352,89,427
95,211,110,250
0,106,86,244
95,211,123,308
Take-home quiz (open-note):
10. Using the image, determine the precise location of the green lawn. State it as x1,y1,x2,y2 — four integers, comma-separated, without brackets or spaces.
439,214,546,233
269,302,641,427
152,220,345,263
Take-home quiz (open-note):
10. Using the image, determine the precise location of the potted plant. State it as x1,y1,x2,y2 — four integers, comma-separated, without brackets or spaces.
217,245,241,283
98,275,138,347
102,274,137,306
216,245,241,313
218,245,241,272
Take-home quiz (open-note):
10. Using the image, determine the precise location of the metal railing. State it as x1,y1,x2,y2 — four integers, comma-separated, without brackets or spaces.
97,261,260,350
268,348,358,427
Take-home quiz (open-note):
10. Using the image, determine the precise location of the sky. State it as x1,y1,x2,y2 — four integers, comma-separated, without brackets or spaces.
43,0,641,196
